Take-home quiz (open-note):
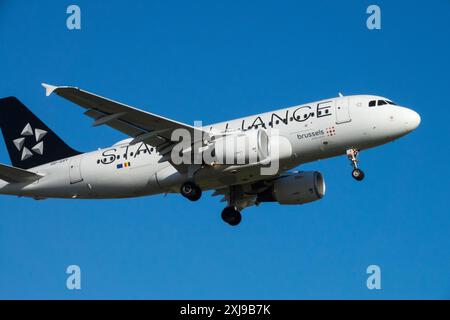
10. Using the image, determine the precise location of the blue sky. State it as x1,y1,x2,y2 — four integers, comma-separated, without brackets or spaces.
0,0,449,299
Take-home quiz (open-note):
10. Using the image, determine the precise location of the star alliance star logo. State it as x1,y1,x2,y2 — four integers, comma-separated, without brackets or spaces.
13,123,47,161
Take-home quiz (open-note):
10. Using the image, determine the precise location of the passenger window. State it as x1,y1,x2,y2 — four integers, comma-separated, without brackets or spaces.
369,100,376,107
378,100,387,106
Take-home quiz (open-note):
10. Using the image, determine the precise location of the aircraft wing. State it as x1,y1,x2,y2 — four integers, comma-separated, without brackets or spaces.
42,83,206,154
212,187,258,211
211,177,278,211
211,174,287,211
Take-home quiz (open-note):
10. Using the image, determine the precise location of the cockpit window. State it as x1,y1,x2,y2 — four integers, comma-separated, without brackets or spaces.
370,99,397,107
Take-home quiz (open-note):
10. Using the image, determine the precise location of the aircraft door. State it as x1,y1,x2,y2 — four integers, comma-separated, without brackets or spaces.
69,156,83,184
335,97,351,124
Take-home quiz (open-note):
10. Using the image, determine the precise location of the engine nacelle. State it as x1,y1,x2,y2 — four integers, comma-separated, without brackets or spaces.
210,129,270,165
257,171,326,205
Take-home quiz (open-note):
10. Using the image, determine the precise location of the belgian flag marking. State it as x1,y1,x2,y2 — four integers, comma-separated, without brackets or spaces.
117,162,131,169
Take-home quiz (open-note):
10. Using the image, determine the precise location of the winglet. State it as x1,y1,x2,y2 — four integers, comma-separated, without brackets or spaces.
41,83,58,97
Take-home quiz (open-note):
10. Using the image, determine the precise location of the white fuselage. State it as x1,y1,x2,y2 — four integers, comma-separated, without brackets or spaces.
0,95,420,199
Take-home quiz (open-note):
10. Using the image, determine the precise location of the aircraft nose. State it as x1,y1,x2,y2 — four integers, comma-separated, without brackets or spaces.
404,108,421,132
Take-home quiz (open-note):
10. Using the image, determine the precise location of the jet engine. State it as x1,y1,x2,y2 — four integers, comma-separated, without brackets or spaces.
257,171,325,205
209,129,270,165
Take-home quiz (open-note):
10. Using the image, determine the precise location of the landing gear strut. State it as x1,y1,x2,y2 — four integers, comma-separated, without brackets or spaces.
180,181,202,201
347,148,365,181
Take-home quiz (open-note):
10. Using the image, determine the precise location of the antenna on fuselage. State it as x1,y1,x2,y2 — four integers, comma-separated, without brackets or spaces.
338,92,344,97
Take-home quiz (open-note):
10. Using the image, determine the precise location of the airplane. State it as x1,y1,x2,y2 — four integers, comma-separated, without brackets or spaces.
0,84,421,226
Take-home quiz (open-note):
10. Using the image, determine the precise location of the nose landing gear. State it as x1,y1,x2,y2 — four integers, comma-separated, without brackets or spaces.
347,148,365,181
351,168,365,181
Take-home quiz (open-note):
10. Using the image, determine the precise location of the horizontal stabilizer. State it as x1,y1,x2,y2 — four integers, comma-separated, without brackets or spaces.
0,163,42,183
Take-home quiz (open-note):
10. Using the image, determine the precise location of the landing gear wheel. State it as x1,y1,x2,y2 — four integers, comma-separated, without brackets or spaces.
180,181,202,201
221,207,242,226
352,168,365,181
347,148,365,182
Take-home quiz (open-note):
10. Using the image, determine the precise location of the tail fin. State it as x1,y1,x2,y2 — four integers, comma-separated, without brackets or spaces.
0,97,80,169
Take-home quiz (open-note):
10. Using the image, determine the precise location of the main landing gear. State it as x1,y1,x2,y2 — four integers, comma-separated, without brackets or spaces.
221,207,242,226
180,181,202,201
347,148,365,181
221,185,242,227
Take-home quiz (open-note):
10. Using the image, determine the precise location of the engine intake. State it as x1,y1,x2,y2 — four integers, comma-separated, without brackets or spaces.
257,171,325,205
